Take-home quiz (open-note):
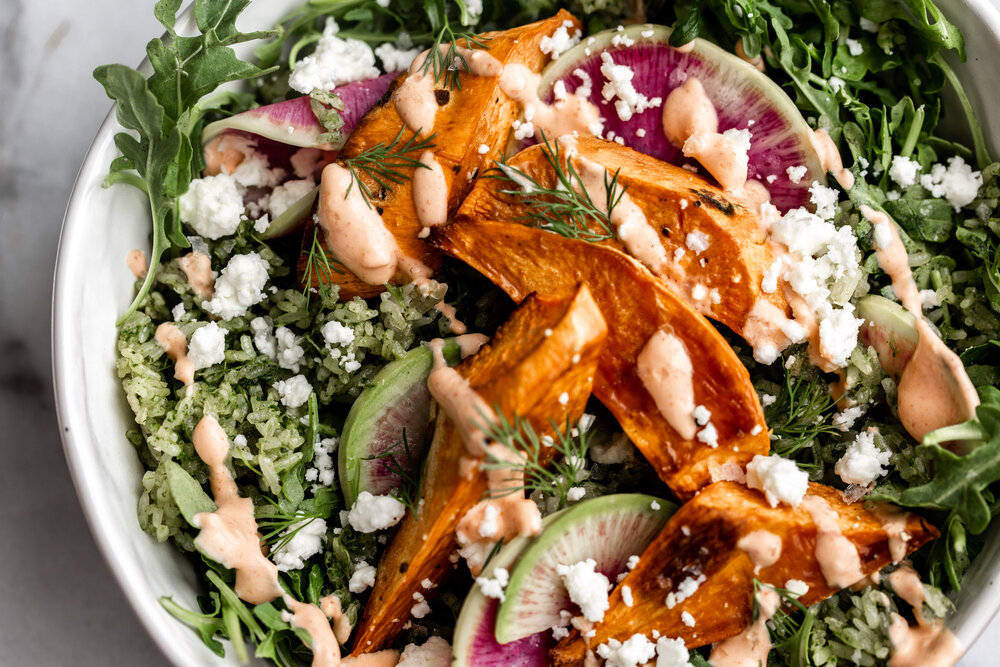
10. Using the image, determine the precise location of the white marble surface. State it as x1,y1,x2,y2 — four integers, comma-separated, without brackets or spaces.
0,0,996,665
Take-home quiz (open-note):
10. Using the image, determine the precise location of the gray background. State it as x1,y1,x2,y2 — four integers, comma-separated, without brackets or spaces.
0,0,995,664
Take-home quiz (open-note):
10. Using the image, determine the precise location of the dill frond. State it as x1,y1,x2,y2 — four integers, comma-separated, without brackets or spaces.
766,359,841,458
421,26,491,90
300,225,344,301
490,134,624,242
342,127,438,208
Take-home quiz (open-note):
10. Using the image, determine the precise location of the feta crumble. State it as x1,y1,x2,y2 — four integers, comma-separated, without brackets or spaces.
321,320,355,347
475,567,510,601
685,231,710,254
540,20,582,60
288,19,379,94
397,637,452,666
271,517,327,571
273,374,313,409
681,611,696,627
622,585,634,607
835,429,891,486
374,41,421,73
567,486,586,502
275,326,305,372
599,52,662,121
179,174,244,239
204,252,270,320
832,404,866,431
693,405,711,426
845,37,864,56
349,561,377,593
919,156,983,210
745,454,809,507
656,637,693,667
306,437,337,490
410,592,431,619
786,165,808,184
557,558,610,622
596,634,657,667
250,316,277,359
889,154,921,188
268,178,315,219
665,574,705,608
785,578,810,597
347,491,406,533
187,322,226,370
696,422,719,448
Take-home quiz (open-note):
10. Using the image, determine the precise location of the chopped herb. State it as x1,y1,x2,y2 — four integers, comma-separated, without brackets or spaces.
343,127,437,208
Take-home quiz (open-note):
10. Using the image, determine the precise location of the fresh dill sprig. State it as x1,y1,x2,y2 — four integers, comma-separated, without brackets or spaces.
766,359,841,458
479,410,591,510
420,0,491,91
752,579,813,660
343,127,437,208
301,225,344,300
363,430,420,513
256,497,330,553
491,134,624,242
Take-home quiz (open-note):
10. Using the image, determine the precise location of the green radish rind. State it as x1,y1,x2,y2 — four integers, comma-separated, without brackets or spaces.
452,512,566,666
856,294,920,379
260,186,317,239
494,493,677,644
338,339,463,507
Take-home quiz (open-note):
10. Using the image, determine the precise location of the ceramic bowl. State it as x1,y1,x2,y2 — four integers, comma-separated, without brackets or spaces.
52,1,1000,665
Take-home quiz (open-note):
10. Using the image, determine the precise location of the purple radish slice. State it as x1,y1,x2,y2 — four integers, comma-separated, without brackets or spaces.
857,294,919,380
337,339,464,507
453,512,566,666
536,25,824,212
495,494,676,644
202,72,399,151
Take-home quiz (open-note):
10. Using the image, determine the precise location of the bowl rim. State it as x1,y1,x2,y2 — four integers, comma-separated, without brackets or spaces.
52,1,1000,665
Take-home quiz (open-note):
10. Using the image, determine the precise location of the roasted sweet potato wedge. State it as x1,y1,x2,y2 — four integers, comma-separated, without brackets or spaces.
550,482,937,666
299,11,582,299
350,285,607,653
456,134,790,338
429,221,769,497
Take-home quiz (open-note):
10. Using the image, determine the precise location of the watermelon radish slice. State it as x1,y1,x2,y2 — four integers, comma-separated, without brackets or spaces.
202,72,399,151
536,25,824,212
494,494,676,644
857,294,919,380
338,338,465,506
453,513,566,666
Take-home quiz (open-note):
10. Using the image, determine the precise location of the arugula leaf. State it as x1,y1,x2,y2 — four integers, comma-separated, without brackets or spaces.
164,459,216,525
899,388,1000,533
96,0,278,326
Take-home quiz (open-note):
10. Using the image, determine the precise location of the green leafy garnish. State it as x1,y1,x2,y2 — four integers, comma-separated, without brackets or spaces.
491,134,624,242
343,127,437,208
95,0,278,326
898,387,1000,534
765,360,840,459
300,225,345,300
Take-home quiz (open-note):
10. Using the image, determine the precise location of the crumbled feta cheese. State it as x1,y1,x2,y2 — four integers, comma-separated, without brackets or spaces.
691,284,708,301
539,20,582,60
478,503,499,538
557,558,610,622
397,637,452,666
919,156,983,210
271,517,327,571
321,320,355,348
306,437,337,490
597,634,657,667
410,592,431,619
288,19,379,94
761,257,784,294
818,305,864,368
693,405,711,426
273,374,313,409
188,322,226,370
622,585,634,607
179,174,244,239
172,303,186,321
558,392,570,405
860,17,880,32
347,491,406,533
275,326,305,372
696,423,718,448
599,52,662,122
889,155,921,188
872,220,894,250
250,317,277,359
665,574,705,608
828,76,846,94
685,231,710,254
832,404,866,431
626,555,640,570
809,182,840,220
204,252,269,320
253,214,271,234
845,37,864,56
651,500,661,511
786,165,808,184
268,179,315,219
785,579,810,597
681,611,696,627
745,454,809,507
477,143,490,155
835,429,891,486
656,637,693,667
567,486,586,502
348,561,377,593
374,41,421,73
475,567,510,601
920,288,941,309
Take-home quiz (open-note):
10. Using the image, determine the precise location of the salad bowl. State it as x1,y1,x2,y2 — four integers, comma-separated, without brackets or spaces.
53,0,1000,665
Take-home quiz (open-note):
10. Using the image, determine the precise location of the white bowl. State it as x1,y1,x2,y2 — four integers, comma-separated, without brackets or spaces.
52,1,1000,665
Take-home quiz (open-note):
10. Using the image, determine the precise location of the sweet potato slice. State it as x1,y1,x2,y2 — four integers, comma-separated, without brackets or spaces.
456,134,790,338
350,285,607,653
299,11,582,299
550,481,938,666
429,221,769,497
